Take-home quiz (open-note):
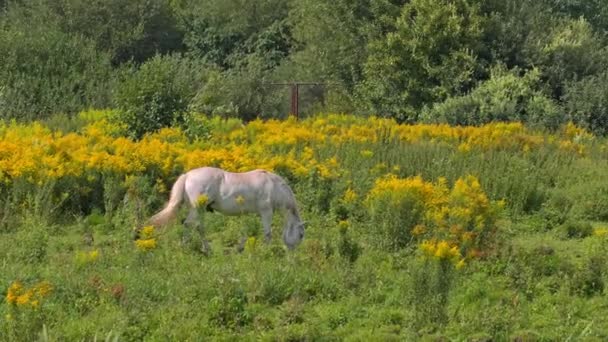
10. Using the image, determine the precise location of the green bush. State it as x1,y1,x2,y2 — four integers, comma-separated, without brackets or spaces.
559,220,593,239
539,190,574,230
357,0,485,122
113,55,207,139
570,255,605,297
422,66,564,128
0,26,114,121
189,56,286,121
564,71,608,135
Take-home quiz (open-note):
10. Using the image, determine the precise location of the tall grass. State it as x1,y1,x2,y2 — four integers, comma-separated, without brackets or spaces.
1,113,607,340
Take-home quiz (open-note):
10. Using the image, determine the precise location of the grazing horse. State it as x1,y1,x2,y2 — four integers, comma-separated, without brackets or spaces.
136,167,306,252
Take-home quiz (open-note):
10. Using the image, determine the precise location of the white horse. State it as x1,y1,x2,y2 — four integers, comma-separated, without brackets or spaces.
137,167,306,252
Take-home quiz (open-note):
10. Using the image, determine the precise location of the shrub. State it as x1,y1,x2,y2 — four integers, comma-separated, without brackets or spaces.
189,56,285,121
114,55,208,139
558,220,593,239
539,190,574,230
0,26,114,121
570,255,605,297
365,175,503,260
564,71,608,135
208,277,251,329
421,66,564,129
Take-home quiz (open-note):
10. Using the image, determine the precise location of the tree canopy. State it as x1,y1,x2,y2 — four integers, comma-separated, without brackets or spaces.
2,0,608,135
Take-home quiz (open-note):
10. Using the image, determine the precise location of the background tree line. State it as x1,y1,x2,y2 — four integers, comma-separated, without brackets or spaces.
1,0,608,136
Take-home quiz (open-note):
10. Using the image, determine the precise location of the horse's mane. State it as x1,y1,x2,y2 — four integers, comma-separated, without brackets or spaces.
268,173,301,220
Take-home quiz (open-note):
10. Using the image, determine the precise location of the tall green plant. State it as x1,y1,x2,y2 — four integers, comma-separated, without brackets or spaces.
114,55,207,139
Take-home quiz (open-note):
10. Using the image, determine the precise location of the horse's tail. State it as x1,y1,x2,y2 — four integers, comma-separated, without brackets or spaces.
148,174,188,227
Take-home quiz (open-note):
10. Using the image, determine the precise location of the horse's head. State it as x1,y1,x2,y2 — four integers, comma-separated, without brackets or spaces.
283,220,306,249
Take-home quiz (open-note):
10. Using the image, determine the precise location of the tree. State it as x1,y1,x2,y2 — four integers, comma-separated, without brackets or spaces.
114,55,208,139
0,2,114,120
482,0,608,99
54,0,184,65
283,0,406,113
176,0,292,69
357,0,486,122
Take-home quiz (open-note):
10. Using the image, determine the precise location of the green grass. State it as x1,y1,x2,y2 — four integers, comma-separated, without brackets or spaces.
1,120,608,340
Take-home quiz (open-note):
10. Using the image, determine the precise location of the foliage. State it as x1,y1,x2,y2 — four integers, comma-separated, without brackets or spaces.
564,71,608,135
0,16,114,120
53,0,184,65
114,55,207,139
357,0,485,122
422,66,563,129
2,0,608,132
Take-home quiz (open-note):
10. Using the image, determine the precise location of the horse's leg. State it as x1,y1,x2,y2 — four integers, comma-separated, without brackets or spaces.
183,206,210,255
181,208,198,246
260,208,273,243
195,220,211,256
186,208,210,255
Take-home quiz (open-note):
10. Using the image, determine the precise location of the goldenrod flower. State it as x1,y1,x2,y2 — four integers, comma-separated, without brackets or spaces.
140,225,155,239
360,150,373,158
196,194,209,207
6,280,52,307
244,237,258,253
6,281,22,304
235,195,245,205
135,238,157,251
412,225,426,236
594,227,608,237
342,188,358,204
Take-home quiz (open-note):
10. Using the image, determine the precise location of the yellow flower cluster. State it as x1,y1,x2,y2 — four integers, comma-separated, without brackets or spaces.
366,175,502,266
594,227,608,238
0,112,592,187
135,225,157,252
75,249,100,265
367,175,446,210
420,240,468,269
196,194,209,208
6,280,52,308
244,236,259,253
342,188,358,204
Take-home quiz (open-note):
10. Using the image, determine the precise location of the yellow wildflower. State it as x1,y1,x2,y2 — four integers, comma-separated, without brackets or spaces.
342,188,358,204
338,220,350,233
16,291,32,306
244,237,258,253
196,194,209,207
594,227,608,237
360,150,374,158
135,238,157,251
6,281,23,304
235,195,245,205
412,225,426,236
6,280,52,307
140,225,155,239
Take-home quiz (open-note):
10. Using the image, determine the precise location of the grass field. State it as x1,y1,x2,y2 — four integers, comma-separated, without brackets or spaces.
1,112,608,341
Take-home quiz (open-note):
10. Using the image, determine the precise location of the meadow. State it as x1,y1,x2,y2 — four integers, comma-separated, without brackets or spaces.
1,111,608,341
